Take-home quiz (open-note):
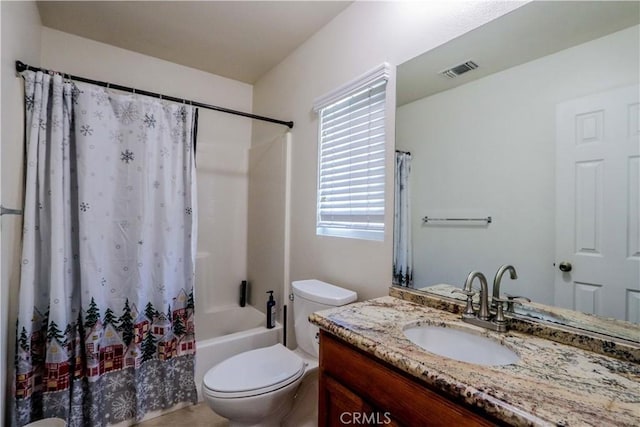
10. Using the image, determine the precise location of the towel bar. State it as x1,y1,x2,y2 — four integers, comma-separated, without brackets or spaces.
422,216,492,224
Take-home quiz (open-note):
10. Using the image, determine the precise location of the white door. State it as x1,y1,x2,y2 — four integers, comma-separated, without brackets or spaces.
555,84,640,322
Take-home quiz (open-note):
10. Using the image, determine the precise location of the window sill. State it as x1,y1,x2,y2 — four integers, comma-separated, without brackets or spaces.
316,227,384,242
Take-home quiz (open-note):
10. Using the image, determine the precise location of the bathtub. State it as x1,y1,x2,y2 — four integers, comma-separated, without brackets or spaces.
194,304,282,400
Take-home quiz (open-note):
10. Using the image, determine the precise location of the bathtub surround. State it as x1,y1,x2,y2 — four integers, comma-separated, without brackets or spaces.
13,72,198,426
246,133,290,324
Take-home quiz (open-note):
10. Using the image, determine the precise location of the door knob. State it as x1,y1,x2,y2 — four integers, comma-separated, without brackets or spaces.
558,262,572,272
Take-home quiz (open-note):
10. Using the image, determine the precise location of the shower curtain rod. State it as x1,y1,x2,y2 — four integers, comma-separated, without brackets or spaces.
15,60,294,129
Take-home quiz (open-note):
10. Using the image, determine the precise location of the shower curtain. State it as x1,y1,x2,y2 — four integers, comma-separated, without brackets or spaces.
393,151,412,287
13,71,198,427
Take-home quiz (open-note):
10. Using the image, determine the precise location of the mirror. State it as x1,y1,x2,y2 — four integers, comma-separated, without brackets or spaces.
393,1,639,342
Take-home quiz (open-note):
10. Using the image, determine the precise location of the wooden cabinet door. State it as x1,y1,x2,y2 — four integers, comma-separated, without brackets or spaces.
319,331,499,427
319,375,401,427
319,375,370,426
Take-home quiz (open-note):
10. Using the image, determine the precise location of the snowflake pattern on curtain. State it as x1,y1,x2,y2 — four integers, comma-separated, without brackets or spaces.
13,71,198,427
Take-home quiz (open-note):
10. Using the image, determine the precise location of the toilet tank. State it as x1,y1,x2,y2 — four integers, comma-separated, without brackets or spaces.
292,279,357,358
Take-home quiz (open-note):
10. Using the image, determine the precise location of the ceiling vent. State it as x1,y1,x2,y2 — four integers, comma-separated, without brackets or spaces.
440,61,478,78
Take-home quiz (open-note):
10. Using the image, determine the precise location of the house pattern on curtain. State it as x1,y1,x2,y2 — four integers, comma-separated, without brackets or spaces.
15,290,195,398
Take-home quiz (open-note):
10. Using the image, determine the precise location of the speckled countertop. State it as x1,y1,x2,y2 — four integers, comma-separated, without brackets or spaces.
390,286,640,365
309,296,640,427
411,284,640,347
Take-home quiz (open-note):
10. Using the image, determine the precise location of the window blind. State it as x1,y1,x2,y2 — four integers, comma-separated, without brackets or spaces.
317,80,387,241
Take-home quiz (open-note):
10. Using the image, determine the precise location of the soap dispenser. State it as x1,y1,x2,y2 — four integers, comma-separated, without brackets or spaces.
266,291,276,329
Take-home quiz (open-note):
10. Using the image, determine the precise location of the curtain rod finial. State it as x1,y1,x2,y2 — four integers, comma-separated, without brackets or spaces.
15,61,27,72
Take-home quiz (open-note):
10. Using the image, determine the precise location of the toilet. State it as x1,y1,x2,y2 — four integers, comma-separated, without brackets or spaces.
202,279,357,427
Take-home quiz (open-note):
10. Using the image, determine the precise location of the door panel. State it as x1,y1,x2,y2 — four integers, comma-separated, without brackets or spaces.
575,160,603,254
574,282,602,314
628,156,639,259
555,85,640,322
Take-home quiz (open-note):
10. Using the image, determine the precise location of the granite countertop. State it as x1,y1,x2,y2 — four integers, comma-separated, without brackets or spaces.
413,284,640,346
390,286,640,364
309,296,640,427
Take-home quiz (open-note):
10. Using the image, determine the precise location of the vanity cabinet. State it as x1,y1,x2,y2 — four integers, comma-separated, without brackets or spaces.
318,330,500,427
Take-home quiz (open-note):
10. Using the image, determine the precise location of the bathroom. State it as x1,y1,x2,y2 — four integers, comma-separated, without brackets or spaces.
1,1,638,427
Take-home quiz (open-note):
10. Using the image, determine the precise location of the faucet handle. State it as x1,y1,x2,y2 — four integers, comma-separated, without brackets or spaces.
451,288,476,318
504,293,531,301
491,297,509,326
451,288,475,297
504,293,531,313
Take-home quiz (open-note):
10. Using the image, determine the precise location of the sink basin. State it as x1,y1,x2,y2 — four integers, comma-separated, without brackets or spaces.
404,325,519,366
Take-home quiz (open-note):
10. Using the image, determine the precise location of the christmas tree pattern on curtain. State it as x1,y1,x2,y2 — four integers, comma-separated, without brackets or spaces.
15,291,195,398
13,71,198,427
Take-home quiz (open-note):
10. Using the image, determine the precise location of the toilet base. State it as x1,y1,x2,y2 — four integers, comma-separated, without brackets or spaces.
204,374,300,427
282,370,318,427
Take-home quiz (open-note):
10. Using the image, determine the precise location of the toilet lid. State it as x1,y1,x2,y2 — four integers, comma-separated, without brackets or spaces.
203,344,305,398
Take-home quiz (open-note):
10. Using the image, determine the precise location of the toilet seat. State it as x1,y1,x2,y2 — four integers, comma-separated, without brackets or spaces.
203,344,305,399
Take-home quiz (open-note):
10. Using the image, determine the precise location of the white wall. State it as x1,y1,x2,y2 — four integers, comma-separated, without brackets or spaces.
250,1,524,303
1,1,42,423
396,26,639,304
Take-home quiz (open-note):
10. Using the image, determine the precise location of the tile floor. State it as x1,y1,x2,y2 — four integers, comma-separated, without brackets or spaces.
136,403,228,427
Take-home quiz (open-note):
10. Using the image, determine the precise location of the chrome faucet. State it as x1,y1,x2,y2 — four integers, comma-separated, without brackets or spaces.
453,271,508,331
464,271,491,320
492,265,517,309
453,267,531,332
492,265,531,312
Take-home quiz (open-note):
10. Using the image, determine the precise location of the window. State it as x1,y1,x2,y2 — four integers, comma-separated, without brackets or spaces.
314,64,389,241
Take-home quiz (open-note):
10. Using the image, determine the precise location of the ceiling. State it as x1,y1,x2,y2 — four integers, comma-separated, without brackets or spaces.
37,1,352,84
397,1,640,106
